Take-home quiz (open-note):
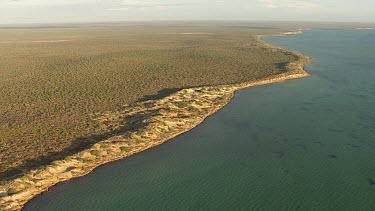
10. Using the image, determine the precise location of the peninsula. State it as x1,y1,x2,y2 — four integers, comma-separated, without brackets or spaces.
0,25,313,210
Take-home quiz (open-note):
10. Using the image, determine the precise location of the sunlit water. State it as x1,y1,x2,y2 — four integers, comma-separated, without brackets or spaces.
24,30,375,210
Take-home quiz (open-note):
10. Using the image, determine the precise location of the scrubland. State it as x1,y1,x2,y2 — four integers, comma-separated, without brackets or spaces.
0,22,300,181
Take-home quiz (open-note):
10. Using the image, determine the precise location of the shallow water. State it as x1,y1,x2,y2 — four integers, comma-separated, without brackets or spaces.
25,30,375,210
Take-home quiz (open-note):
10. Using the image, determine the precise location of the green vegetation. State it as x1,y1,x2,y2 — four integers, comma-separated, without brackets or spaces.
7,188,17,196
119,147,128,152
76,158,89,163
174,101,190,108
0,22,299,182
90,150,100,157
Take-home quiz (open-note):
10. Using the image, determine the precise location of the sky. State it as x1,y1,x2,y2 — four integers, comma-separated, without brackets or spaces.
0,0,374,24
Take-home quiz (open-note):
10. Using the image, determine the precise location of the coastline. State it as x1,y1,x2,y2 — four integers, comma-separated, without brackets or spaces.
0,30,313,211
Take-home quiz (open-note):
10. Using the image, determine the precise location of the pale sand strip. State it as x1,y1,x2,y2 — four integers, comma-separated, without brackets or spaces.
355,28,373,30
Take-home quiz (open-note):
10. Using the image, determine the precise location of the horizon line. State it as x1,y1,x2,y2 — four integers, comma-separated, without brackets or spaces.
1,19,375,27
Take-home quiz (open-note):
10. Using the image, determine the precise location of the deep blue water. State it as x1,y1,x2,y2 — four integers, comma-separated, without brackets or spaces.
25,29,375,210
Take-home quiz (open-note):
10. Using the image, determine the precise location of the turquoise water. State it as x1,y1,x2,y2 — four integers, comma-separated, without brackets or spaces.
24,30,375,210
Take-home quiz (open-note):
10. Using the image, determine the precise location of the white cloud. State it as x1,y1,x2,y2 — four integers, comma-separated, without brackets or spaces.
0,0,99,6
107,0,198,11
0,0,198,12
259,0,319,9
118,0,168,9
